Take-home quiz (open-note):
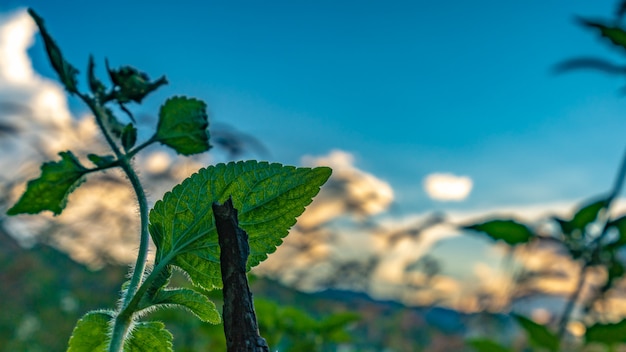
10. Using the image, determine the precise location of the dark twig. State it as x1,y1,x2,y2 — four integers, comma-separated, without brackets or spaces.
213,197,269,352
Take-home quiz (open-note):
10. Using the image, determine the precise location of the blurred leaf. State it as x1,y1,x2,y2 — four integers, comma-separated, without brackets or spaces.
88,55,106,97
7,151,88,216
608,215,626,248
106,62,167,104
151,288,220,324
586,319,626,345
467,338,511,352
121,124,137,151
555,198,608,236
463,219,534,245
87,154,116,168
553,57,626,75
154,96,211,155
513,314,559,352
67,310,112,352
123,321,173,352
148,161,332,290
580,18,626,50
603,254,625,293
28,9,79,94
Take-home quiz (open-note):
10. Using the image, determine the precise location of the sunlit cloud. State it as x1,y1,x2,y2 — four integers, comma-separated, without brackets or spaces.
423,172,473,201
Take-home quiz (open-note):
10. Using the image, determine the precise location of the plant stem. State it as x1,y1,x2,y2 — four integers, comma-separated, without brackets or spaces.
81,94,151,352
558,263,588,339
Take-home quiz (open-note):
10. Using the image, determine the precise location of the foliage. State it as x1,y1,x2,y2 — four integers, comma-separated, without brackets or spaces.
6,9,331,352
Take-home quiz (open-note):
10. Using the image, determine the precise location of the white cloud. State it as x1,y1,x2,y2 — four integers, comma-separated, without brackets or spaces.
423,172,473,201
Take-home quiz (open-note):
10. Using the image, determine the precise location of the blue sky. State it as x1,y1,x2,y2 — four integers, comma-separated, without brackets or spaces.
3,0,626,215
3,1,626,310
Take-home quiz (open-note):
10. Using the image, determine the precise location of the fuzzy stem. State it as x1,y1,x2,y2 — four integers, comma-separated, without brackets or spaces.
80,94,151,352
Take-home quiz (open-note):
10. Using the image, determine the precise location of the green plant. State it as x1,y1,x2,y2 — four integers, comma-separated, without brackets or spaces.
6,9,331,352
465,3,626,350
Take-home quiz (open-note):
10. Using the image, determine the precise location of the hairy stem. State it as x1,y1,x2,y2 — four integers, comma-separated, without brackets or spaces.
81,94,151,352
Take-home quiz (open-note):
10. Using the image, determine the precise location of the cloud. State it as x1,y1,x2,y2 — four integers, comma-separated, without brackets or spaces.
423,172,473,201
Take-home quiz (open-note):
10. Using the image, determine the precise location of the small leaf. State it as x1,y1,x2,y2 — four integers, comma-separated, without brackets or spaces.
67,310,113,352
580,18,626,51
513,314,559,352
467,338,511,352
151,288,221,324
7,151,88,215
154,96,210,155
149,161,332,290
88,55,106,97
463,219,534,245
608,215,626,248
28,9,79,94
106,61,167,103
121,124,138,151
124,321,173,352
586,319,626,345
88,154,116,168
555,197,608,236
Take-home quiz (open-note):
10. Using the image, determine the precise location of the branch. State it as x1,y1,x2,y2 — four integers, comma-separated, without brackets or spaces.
213,197,269,352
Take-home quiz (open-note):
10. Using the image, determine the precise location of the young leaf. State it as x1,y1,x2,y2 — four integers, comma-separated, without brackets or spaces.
106,62,167,104
7,151,88,215
580,18,626,51
28,9,79,94
148,161,332,290
513,314,559,352
150,288,221,324
87,154,116,168
67,310,113,352
154,96,210,155
123,321,173,352
586,319,626,345
88,55,106,97
554,197,608,236
463,219,534,245
467,338,511,352
121,123,138,151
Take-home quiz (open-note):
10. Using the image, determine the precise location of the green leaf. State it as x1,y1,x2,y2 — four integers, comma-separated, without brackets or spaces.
586,319,626,345
555,197,608,236
463,219,534,246
124,321,173,352
67,311,173,351
121,124,138,151
154,96,210,155
580,18,626,51
88,154,116,168
88,55,106,97
149,161,332,290
28,9,79,94
67,311,112,352
7,151,88,215
106,61,167,103
151,288,221,324
467,338,511,352
513,314,559,352
608,215,626,249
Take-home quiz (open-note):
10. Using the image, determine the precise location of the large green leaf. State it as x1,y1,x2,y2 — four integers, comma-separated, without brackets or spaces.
28,9,79,94
68,311,173,352
554,197,608,237
67,310,112,352
151,288,221,324
513,314,559,352
7,151,88,215
586,319,626,345
463,219,534,246
149,161,332,290
154,96,210,155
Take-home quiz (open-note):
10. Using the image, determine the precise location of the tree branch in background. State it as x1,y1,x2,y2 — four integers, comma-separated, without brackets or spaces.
213,197,269,352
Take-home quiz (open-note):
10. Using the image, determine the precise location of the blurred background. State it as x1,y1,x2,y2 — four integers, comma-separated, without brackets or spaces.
2,1,626,351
